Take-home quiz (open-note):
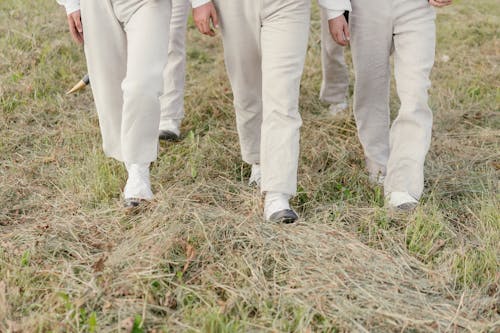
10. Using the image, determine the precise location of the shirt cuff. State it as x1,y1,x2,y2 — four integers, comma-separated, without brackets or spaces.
191,0,211,8
57,0,80,14
318,0,351,13
326,10,345,20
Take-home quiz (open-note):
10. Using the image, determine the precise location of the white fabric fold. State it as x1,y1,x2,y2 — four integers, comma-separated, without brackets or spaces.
190,0,351,12
190,0,211,8
318,0,351,13
56,0,80,14
326,10,345,20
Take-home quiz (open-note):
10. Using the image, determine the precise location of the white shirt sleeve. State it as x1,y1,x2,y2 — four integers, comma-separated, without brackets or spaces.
190,0,211,8
318,0,351,19
56,0,80,14
326,10,345,20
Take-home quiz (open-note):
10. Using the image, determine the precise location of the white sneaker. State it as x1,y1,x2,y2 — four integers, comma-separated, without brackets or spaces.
328,101,348,116
386,192,418,211
159,119,181,141
124,163,153,201
264,192,298,223
369,172,386,186
248,164,261,187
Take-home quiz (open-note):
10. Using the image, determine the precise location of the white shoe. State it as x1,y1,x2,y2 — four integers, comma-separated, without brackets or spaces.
264,192,298,223
328,101,348,116
159,119,181,141
248,164,261,187
386,192,418,211
124,163,153,201
369,172,386,186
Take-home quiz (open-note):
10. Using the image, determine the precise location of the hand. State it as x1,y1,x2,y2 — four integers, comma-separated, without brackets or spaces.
67,10,84,44
429,0,452,7
328,15,350,47
193,2,219,37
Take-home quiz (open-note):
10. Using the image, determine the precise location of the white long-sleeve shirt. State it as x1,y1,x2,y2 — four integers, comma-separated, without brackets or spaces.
57,0,351,19
56,0,79,14
318,0,351,19
190,0,351,19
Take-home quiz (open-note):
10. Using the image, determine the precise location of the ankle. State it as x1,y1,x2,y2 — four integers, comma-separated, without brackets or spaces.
264,192,291,220
124,163,153,200
249,164,261,186
159,119,181,136
126,162,150,175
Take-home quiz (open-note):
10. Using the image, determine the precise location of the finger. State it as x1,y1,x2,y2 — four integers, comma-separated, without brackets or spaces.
195,20,205,34
67,18,80,43
200,20,213,36
331,30,341,45
339,33,348,46
430,0,452,7
195,21,204,34
343,23,350,42
211,6,219,29
72,15,84,42
68,15,83,43
201,20,211,35
74,15,83,33
335,31,347,46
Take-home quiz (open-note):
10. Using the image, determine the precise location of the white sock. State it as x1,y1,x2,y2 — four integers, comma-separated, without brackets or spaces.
248,164,261,187
124,163,153,200
159,119,181,136
264,192,291,220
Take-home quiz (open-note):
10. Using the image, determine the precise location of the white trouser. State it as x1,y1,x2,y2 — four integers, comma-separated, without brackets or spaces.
319,8,349,105
350,0,436,199
213,0,310,196
159,0,190,128
81,0,171,164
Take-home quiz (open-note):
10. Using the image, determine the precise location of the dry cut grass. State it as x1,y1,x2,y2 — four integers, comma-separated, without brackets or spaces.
0,0,499,332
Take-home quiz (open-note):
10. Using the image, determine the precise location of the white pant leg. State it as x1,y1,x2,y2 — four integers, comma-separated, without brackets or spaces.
81,0,171,164
120,0,171,163
319,8,349,105
350,0,393,176
81,0,127,161
213,0,263,165
159,0,189,129
260,0,310,195
385,1,436,199
214,0,309,195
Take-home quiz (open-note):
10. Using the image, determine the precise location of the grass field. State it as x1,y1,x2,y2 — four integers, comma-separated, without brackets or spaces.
0,0,499,332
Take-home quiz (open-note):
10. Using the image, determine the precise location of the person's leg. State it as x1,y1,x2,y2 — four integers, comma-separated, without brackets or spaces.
350,0,393,183
213,0,263,175
159,0,190,140
117,0,171,203
260,0,310,222
385,1,436,205
119,0,171,164
319,8,349,115
80,0,127,161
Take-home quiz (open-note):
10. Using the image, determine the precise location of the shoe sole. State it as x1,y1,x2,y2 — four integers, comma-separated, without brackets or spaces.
268,209,298,224
386,202,418,220
159,130,180,142
123,198,150,215
248,180,261,188
396,202,418,211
